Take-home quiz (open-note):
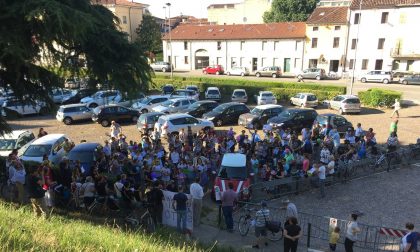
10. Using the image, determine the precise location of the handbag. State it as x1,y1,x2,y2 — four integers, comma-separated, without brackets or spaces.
262,211,281,233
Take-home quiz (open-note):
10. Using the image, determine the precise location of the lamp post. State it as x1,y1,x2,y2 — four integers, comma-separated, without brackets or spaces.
350,0,363,95
166,2,173,79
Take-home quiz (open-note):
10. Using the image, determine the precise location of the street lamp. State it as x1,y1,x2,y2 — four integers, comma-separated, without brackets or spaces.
350,0,363,95
166,2,174,79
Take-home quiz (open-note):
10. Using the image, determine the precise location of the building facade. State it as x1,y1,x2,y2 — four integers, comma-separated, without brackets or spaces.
207,0,272,25
162,23,306,73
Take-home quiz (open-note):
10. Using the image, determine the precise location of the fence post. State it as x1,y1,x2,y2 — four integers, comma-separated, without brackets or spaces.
307,223,312,248
364,226,369,247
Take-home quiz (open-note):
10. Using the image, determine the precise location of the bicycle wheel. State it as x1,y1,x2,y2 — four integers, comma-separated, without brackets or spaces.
238,216,250,236
267,228,283,241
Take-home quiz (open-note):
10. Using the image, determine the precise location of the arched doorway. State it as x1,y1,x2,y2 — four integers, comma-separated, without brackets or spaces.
195,49,209,69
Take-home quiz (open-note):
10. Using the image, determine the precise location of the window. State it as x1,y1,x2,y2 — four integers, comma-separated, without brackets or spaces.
240,41,245,50
349,59,354,70
261,57,267,67
334,26,341,30
375,59,383,70
309,59,318,68
362,59,369,70
354,13,361,24
184,41,188,50
311,38,318,48
407,60,414,71
217,41,221,50
313,26,319,31
262,41,267,50
351,39,358,50
333,37,340,48
381,12,389,23
122,16,127,24
274,41,279,50
184,56,188,64
378,38,385,49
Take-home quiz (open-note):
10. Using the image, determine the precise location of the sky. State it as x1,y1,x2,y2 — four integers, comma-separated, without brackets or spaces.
136,0,242,19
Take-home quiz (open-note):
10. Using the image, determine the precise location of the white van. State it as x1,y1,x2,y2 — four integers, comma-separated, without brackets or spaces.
20,134,71,164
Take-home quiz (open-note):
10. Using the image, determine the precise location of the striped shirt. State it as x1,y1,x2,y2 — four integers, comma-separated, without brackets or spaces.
255,208,270,227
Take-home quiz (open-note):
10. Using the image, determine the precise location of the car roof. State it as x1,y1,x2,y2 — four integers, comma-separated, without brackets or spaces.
160,113,193,120
233,89,246,92
221,153,246,167
255,104,283,110
60,103,87,108
148,95,168,99
70,142,100,152
170,97,192,102
207,87,219,90
186,85,198,88
32,134,66,145
337,95,359,99
219,102,244,106
285,108,315,112
196,100,217,104
317,113,337,117
259,91,273,94
0,130,31,140
296,92,316,96
141,112,165,116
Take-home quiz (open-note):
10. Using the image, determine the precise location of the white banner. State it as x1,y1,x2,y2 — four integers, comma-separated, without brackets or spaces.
162,190,193,231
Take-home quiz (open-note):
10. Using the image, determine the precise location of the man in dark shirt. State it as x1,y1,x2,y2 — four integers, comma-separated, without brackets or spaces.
146,181,164,226
27,166,47,217
172,186,189,233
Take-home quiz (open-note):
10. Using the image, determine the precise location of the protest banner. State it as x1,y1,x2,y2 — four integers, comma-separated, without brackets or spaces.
162,190,193,231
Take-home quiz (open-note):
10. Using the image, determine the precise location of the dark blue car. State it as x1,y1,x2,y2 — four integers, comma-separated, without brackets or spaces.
67,142,101,175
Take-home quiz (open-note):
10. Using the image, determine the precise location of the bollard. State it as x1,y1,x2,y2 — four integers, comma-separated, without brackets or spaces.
307,223,312,248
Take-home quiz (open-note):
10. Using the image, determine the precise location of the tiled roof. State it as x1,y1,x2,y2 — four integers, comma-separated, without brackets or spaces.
162,22,306,41
350,0,420,9
307,6,349,25
93,0,147,7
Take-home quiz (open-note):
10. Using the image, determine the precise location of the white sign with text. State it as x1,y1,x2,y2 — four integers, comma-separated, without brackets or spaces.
162,190,193,231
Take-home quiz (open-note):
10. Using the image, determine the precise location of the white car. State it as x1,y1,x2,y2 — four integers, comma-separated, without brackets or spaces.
154,114,214,138
2,99,47,117
226,66,250,76
359,71,393,84
328,95,361,115
131,95,169,113
231,89,248,103
20,134,72,164
49,88,75,104
290,93,318,108
205,87,221,101
152,98,196,114
169,89,200,101
0,130,35,157
256,91,277,105
80,90,122,108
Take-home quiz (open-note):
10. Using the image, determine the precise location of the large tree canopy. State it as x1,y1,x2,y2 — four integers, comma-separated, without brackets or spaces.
0,0,151,133
136,14,162,56
263,0,317,23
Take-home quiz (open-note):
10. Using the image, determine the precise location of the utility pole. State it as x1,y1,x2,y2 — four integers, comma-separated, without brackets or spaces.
166,2,173,79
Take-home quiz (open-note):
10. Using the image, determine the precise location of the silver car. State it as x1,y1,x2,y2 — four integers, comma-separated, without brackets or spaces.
56,103,93,125
297,68,327,80
231,89,248,103
328,95,361,115
400,74,420,85
150,61,172,72
152,98,196,114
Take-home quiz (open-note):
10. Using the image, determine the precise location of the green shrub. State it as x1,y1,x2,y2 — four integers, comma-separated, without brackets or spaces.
358,88,402,107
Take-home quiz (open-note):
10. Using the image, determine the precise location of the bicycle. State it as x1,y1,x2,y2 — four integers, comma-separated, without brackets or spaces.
124,202,155,233
237,205,283,241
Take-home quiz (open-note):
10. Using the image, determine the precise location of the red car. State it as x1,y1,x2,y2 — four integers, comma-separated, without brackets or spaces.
203,65,224,75
213,153,251,202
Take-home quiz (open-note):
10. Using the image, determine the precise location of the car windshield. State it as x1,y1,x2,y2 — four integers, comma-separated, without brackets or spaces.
218,166,247,180
278,110,296,119
250,107,263,115
138,97,153,104
345,98,360,104
188,102,203,109
315,116,328,125
307,95,317,101
213,104,229,113
208,90,219,95
162,100,175,106
262,93,273,97
0,139,16,151
234,91,246,97
91,92,103,98
68,151,95,163
24,144,52,157
186,87,198,92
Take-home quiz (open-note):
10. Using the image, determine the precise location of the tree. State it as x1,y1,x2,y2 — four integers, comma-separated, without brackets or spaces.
263,0,317,23
136,14,162,56
0,0,151,134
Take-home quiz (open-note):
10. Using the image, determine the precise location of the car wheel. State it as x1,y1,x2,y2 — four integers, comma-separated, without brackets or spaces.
131,116,138,122
297,75,303,80
402,80,408,85
89,103,98,108
241,72,245,77
338,108,344,115
227,72,231,76
272,73,277,78
141,109,148,114
216,71,220,75
216,119,223,127
256,73,261,77
203,70,208,74
316,75,321,80
162,67,167,73
63,117,73,125
361,78,367,83
101,119,110,127
383,79,390,84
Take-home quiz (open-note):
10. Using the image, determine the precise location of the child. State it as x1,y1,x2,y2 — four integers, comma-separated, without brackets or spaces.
329,226,340,251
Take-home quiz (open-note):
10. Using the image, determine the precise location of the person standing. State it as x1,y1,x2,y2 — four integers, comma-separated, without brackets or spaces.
27,166,47,217
252,201,270,249
402,222,420,252
354,123,364,143
283,217,303,252
10,161,26,204
282,199,298,225
317,163,326,199
38,128,48,138
391,98,401,118
146,181,164,227
221,182,237,232
390,119,399,135
345,213,361,252
172,186,189,234
110,121,122,138
189,177,204,227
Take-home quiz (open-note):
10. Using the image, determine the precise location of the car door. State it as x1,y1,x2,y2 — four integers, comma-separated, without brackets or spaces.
259,108,272,124
116,106,131,121
331,96,342,110
333,115,350,134
180,99,191,111
413,75,420,85
185,117,201,133
223,106,235,124
291,94,299,105
170,117,188,133
79,106,92,120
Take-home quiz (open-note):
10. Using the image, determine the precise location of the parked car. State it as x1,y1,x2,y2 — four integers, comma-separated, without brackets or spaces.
226,66,250,76
56,103,93,125
162,84,175,95
92,105,140,127
185,85,200,94
203,102,250,127
328,95,361,115
2,99,47,117
238,104,284,129
67,142,101,175
20,134,71,164
255,66,282,78
49,88,75,104
290,93,318,108
297,68,327,80
359,71,393,84
267,108,318,132
170,89,199,100
205,87,222,101
136,112,165,134
154,114,214,138
0,130,35,157
150,61,172,72
400,74,420,85
80,90,122,108
110,93,146,107
231,89,248,103
152,98,196,114
315,114,353,137
183,100,219,118
61,88,97,105
131,95,169,113
203,65,224,75
256,91,277,105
